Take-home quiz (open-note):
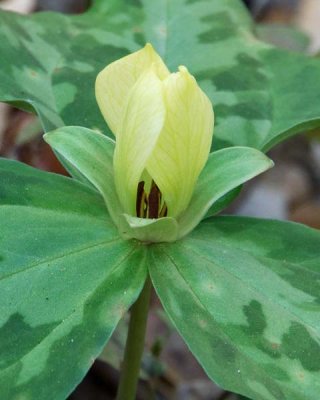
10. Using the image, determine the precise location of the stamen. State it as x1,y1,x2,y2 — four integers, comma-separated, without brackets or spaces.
136,180,167,219
148,181,160,218
136,181,145,218
159,204,168,218
142,192,148,218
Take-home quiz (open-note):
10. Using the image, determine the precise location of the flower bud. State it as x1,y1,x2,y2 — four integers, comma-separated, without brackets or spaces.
95,43,214,220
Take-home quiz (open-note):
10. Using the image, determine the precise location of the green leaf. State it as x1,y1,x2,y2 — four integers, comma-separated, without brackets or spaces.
1,0,320,151
177,147,273,237
0,158,147,400
44,127,121,224
150,216,320,400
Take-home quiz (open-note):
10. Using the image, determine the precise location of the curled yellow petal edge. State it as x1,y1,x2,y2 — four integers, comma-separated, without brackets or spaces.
146,66,214,218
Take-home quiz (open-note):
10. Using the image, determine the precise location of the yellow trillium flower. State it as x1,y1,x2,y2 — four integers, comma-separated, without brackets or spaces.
95,43,214,220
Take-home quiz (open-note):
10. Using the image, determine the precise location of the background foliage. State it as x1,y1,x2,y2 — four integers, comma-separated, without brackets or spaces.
1,0,320,151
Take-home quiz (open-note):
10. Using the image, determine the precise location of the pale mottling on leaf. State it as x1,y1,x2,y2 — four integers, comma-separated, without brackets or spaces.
16,310,83,386
1,23,20,47
10,64,63,129
199,319,208,329
85,28,137,51
102,12,133,26
97,288,134,325
13,394,31,400
246,379,278,400
16,30,60,72
53,82,77,113
252,119,272,137
205,89,238,107
289,360,314,386
11,65,44,89
70,61,95,73
201,281,221,297
165,293,184,319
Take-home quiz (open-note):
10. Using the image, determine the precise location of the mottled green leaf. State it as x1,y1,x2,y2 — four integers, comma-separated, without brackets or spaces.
1,0,320,151
150,217,320,400
0,159,147,400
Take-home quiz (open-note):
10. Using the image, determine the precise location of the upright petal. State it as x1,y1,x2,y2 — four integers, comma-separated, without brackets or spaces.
114,69,166,216
146,66,214,218
95,43,169,136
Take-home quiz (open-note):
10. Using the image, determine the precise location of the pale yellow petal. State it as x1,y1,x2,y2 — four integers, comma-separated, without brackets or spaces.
146,66,214,218
95,43,169,136
114,69,166,215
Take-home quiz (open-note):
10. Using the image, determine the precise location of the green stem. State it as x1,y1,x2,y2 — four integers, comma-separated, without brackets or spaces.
116,276,152,400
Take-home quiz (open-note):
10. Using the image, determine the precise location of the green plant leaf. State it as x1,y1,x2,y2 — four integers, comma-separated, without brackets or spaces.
1,0,320,151
44,127,122,224
177,147,273,237
0,158,147,400
150,216,320,400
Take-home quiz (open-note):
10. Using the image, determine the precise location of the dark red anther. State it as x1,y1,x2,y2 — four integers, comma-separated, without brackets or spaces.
136,180,167,218
148,181,160,219
136,181,145,218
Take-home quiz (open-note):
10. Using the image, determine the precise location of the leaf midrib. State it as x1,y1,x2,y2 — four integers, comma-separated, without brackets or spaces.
0,237,122,283
0,203,108,221
156,249,285,400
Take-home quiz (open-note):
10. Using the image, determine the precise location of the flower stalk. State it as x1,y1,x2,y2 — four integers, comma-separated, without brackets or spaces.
116,276,152,400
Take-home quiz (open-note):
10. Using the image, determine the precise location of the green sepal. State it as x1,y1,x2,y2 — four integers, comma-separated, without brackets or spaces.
177,147,273,238
121,214,178,243
44,127,122,227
